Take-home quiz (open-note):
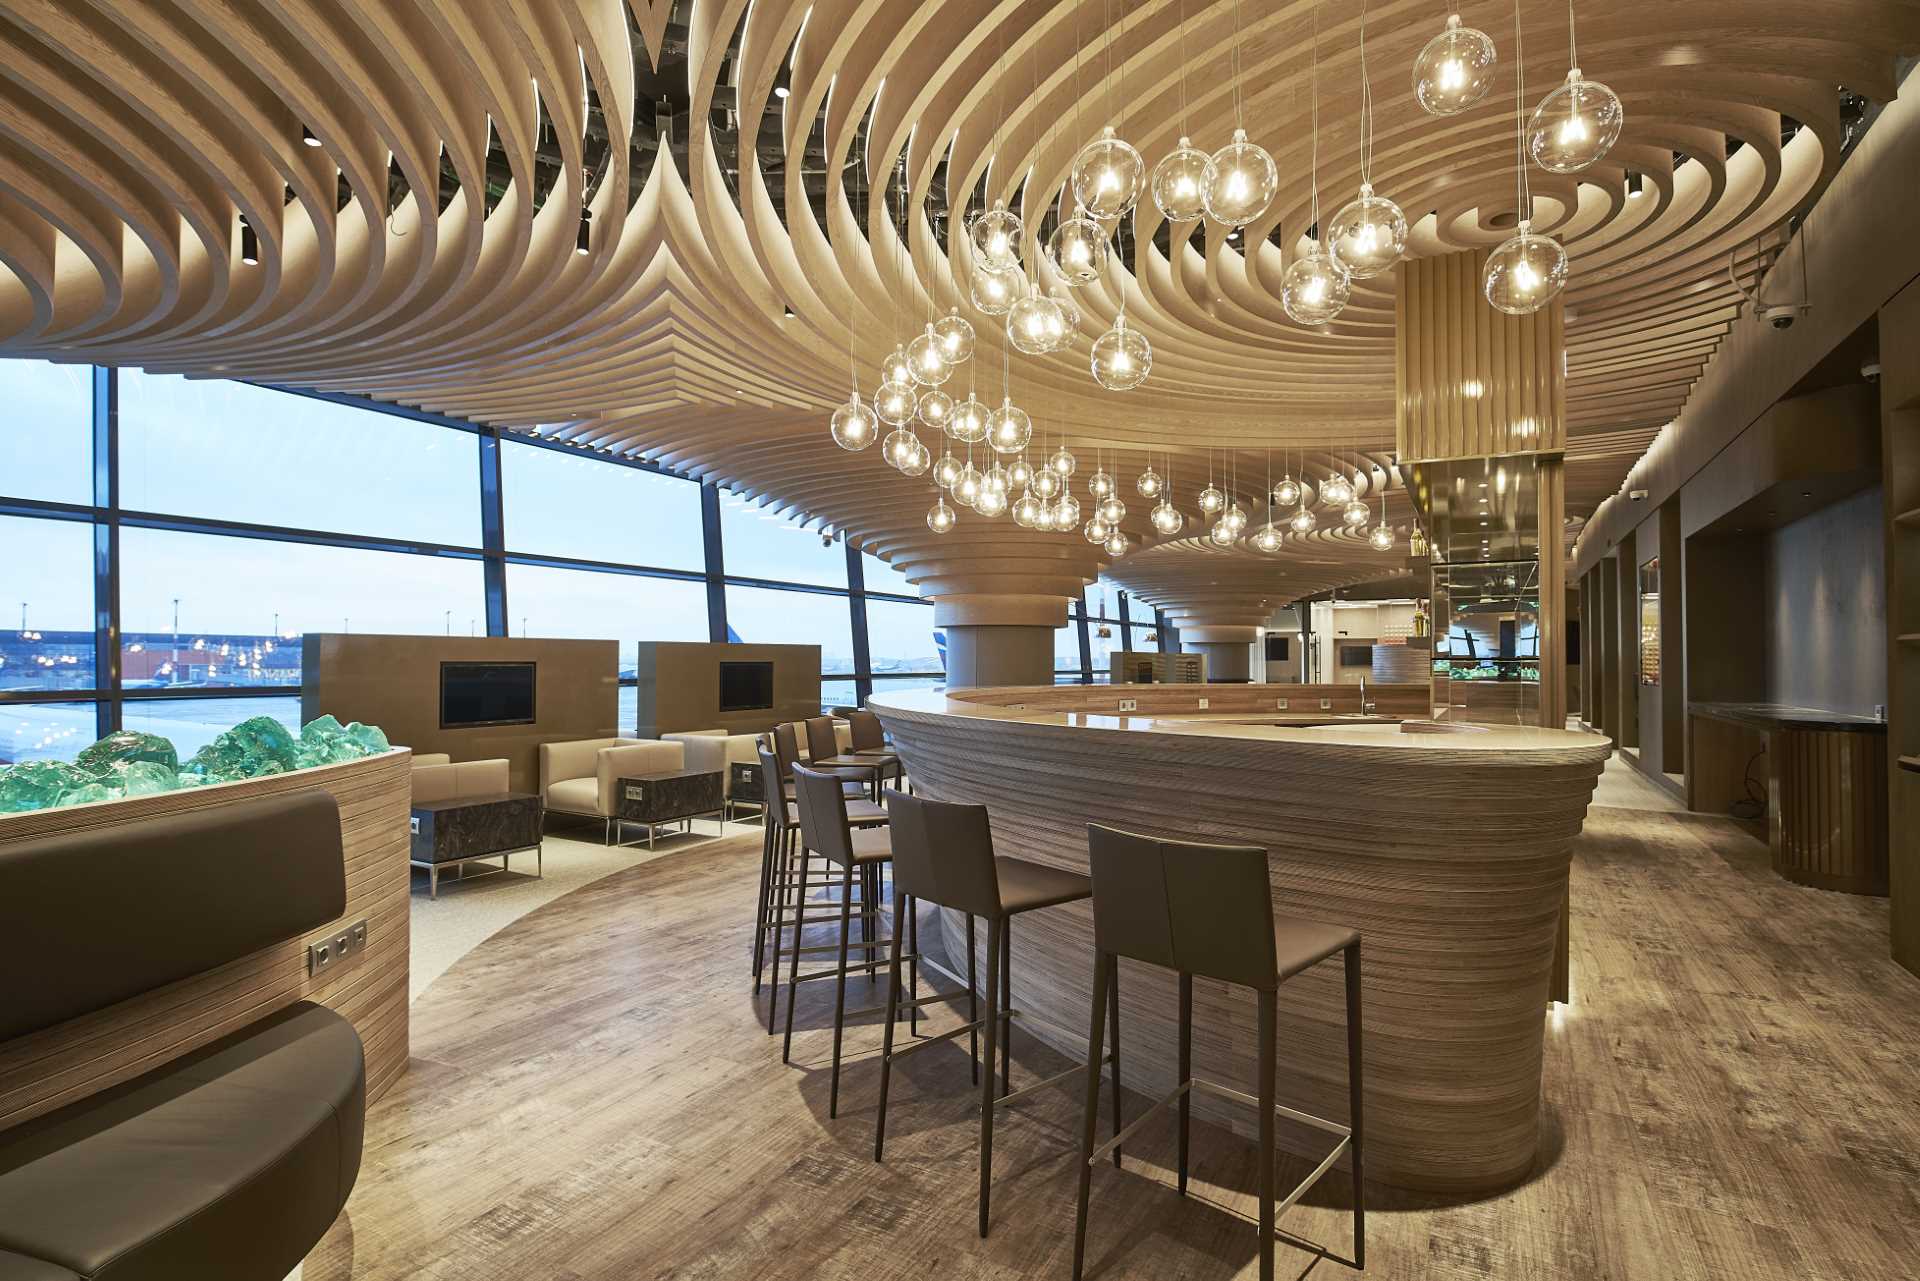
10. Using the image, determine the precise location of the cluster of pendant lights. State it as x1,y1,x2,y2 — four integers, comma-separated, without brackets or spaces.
831,0,1621,543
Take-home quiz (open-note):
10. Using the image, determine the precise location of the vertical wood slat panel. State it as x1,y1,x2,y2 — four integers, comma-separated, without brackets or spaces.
1396,247,1566,464
1767,727,1889,894
0,750,412,1131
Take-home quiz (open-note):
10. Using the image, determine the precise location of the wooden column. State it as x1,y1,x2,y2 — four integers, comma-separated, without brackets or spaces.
1537,460,1568,727
1880,276,1920,976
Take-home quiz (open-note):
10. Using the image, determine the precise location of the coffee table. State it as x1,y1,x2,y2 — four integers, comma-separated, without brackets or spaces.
615,768,725,849
410,791,544,899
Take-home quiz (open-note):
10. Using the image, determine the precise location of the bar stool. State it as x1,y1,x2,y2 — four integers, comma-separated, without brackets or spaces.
843,709,904,791
755,746,889,1028
782,766,902,1115
753,725,868,984
804,715,888,801
876,790,1120,1238
1071,825,1364,1281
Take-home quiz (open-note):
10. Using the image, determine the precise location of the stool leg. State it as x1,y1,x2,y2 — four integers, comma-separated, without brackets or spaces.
766,826,792,1035
1107,955,1123,1167
1257,987,1276,1281
1070,948,1112,1281
966,913,979,1084
1346,942,1366,1269
999,919,1012,1098
875,890,908,1161
907,893,921,1036
978,916,1002,1238
829,861,854,1119
1178,971,1192,1194
781,842,810,1063
751,817,775,991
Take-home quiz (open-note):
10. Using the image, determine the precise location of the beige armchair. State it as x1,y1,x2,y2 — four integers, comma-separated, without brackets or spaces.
410,752,452,767
410,758,510,804
538,737,684,842
663,730,763,817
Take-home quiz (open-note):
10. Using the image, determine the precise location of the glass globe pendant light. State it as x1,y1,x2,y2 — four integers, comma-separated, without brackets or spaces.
884,427,920,472
1283,245,1352,326
1104,530,1129,557
1369,521,1396,551
1092,314,1151,391
1085,514,1112,544
954,458,984,507
1527,3,1621,174
1209,518,1237,546
1047,217,1110,288
1047,444,1078,479
830,391,879,451
1289,505,1318,535
1053,493,1082,529
983,462,1013,498
1197,483,1225,515
1220,501,1248,536
1273,473,1301,507
1009,456,1034,490
1008,291,1066,355
1252,520,1283,553
927,495,957,533
1152,138,1212,223
880,345,915,391
1137,465,1163,498
1150,499,1185,536
933,308,976,363
1412,13,1497,116
1204,129,1278,227
1071,126,1145,219
1328,183,1408,279
949,393,989,443
907,324,953,385
917,388,954,431
1087,466,1116,500
1486,7,1568,315
1343,497,1371,527
1032,499,1059,532
971,263,1024,316
988,398,1032,454
1012,490,1044,527
976,486,1009,518
932,447,964,489
1032,468,1061,499
875,381,917,426
1320,470,1354,507
1097,494,1126,525
968,200,1023,270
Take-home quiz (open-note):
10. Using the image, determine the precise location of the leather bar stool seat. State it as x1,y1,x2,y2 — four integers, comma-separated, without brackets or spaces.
1273,915,1361,980
995,858,1099,914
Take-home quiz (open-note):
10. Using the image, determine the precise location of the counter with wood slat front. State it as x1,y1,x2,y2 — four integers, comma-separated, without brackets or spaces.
872,687,1610,1195
0,748,412,1131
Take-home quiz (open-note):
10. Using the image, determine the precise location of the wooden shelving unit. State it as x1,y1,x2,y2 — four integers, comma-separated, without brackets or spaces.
1884,280,1920,978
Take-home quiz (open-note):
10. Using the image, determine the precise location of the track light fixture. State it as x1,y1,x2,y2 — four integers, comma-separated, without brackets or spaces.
301,124,323,148
576,208,592,256
238,216,259,265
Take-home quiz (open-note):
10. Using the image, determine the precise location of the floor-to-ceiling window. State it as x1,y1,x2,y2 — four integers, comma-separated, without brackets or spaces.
0,359,942,759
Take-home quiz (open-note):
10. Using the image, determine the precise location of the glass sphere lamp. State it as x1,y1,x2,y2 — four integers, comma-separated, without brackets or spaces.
1289,505,1318,534
1220,502,1248,536
933,309,976,362
988,399,1032,454
1053,494,1081,528
1008,456,1034,489
829,392,878,451
1369,522,1396,551
1272,474,1301,506
917,388,954,431
1092,315,1151,391
1149,500,1185,535
1087,468,1115,499
1251,522,1283,553
1136,467,1163,498
949,394,989,443
1209,519,1237,546
927,496,957,533
1197,484,1225,514
874,382,917,426
1047,217,1110,288
1204,129,1279,227
1104,530,1129,557
1151,137,1212,222
1528,69,1624,174
975,486,1009,518
1413,14,1498,116
1032,468,1061,499
971,263,1024,316
1085,515,1112,544
932,448,964,489
1097,494,1126,525
1071,127,1146,219
1282,244,1352,326
983,462,1012,498
1012,490,1044,527
1320,472,1354,506
1327,184,1409,279
969,201,1023,270
954,461,984,507
1483,221,1568,315
1008,292,1067,355
907,325,952,385
1343,497,1371,527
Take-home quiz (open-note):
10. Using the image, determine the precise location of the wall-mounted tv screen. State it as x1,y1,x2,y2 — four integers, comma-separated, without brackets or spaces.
719,661,775,712
440,661,536,729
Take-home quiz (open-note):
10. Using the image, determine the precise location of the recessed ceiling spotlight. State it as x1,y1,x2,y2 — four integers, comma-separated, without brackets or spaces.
774,85,790,99
301,124,323,148
1627,171,1644,198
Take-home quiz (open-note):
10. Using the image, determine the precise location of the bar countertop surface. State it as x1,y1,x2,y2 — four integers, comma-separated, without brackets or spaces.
1687,701,1887,733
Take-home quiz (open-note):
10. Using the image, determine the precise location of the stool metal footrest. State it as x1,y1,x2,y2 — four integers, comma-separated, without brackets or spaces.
991,1052,1113,1110
881,1007,1022,1062
791,952,921,984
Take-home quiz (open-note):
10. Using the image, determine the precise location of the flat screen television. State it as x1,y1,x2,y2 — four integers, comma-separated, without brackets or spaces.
719,660,775,712
440,661,537,729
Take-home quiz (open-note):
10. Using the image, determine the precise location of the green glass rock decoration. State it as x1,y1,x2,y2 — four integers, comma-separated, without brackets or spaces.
344,721,390,754
74,730,179,777
114,760,180,797
185,715,301,781
0,761,92,812
55,781,121,808
296,714,357,767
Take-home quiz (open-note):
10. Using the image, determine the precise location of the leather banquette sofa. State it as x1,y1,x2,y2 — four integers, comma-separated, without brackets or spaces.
0,791,364,1280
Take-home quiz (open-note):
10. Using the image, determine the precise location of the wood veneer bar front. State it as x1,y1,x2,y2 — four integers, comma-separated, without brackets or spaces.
872,688,1609,1195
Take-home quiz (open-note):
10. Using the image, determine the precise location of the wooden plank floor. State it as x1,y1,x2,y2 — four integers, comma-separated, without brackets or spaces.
304,805,1920,1280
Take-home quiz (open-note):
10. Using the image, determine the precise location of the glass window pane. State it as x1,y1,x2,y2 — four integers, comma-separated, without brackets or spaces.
865,598,943,675
1090,617,1121,675
507,565,709,675
724,585,855,675
719,491,846,587
868,675,947,697
504,444,703,570
119,371,479,546
0,515,97,692
123,695,304,760
0,702,96,764
0,360,92,504
860,551,920,598
119,528,484,689
821,678,859,714
619,684,637,736
1055,623,1083,674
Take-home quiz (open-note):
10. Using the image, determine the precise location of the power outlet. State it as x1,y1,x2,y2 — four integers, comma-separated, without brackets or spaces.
1197,697,1209,709
1008,703,1026,711
1118,698,1138,712
1276,698,1289,710
1319,698,1332,710
308,917,370,977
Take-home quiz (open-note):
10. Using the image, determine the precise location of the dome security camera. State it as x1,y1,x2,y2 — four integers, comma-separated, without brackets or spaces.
1862,360,1882,383
1759,302,1800,330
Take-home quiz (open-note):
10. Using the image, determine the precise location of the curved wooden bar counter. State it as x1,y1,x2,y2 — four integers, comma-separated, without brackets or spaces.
871,687,1611,1195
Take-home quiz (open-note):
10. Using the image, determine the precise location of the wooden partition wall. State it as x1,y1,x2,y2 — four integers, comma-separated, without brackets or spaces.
1882,277,1920,975
0,750,412,1130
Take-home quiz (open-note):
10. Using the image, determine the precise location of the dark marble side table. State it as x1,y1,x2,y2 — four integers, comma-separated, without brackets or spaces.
616,769,725,849
727,760,770,823
410,791,545,899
